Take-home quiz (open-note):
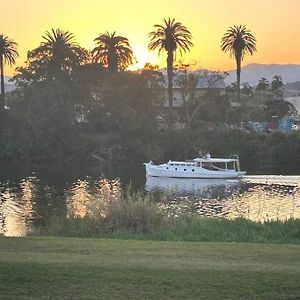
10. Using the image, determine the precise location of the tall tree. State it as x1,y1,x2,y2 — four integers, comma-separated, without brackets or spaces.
221,25,256,101
256,77,269,92
148,18,193,128
92,32,133,72
25,29,87,80
241,82,253,95
271,75,283,94
0,34,18,110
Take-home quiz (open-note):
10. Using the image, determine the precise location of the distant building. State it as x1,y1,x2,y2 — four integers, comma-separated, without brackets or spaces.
162,71,227,121
284,96,300,116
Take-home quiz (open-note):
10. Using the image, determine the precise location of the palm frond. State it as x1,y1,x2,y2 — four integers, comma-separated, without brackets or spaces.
148,18,193,55
0,34,19,66
221,25,257,60
92,31,133,71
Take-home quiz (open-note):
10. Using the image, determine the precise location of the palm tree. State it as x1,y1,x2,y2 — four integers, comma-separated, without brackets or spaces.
256,77,269,92
28,28,87,79
92,31,133,72
0,34,18,110
148,18,193,127
221,25,256,101
271,75,283,91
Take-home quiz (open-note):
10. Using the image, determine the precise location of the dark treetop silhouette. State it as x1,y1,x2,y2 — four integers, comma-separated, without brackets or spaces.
92,31,134,72
0,34,18,110
221,25,256,101
26,29,87,80
149,18,193,128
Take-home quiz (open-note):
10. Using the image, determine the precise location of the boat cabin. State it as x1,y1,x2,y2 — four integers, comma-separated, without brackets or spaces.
167,157,240,172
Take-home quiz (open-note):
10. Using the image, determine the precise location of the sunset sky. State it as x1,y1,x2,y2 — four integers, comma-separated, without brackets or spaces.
2,0,300,75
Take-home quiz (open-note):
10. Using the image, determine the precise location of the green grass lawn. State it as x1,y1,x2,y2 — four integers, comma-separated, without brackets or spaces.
0,237,299,299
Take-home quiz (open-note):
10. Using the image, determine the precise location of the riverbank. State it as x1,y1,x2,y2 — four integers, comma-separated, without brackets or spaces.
0,237,299,299
44,217,300,244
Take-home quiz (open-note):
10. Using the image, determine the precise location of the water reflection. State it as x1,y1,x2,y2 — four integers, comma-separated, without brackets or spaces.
147,176,300,222
0,177,123,237
0,176,299,237
66,178,121,218
0,178,36,237
224,184,300,222
146,176,241,196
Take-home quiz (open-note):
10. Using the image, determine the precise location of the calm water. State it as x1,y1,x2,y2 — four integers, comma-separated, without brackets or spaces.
0,173,299,237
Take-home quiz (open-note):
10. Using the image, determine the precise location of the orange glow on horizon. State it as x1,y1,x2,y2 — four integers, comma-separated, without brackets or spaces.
1,0,300,76
128,44,157,70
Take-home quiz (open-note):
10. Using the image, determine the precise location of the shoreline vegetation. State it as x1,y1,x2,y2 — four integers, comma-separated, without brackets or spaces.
43,216,300,244
2,179,299,243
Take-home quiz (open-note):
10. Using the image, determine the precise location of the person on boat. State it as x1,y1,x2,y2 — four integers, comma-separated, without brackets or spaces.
198,149,203,158
206,152,211,159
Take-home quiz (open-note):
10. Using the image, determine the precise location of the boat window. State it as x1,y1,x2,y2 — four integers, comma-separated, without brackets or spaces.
166,167,168,169
192,169,194,172
175,168,177,170
184,169,186,171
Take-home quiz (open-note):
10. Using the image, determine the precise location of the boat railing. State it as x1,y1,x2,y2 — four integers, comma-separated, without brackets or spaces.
230,154,240,171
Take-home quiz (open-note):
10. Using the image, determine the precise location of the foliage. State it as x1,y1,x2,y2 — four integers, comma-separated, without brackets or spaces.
139,63,165,108
265,99,297,119
240,82,253,95
221,25,256,100
0,34,19,109
189,92,231,125
271,75,284,97
256,77,269,91
92,31,133,71
3,78,95,163
114,126,300,175
148,18,193,56
45,205,300,243
105,192,163,233
87,71,160,131
149,18,193,127
14,29,88,84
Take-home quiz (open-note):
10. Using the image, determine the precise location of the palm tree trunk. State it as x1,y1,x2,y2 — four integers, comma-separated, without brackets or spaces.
108,53,118,72
236,56,241,101
167,51,174,128
0,55,5,111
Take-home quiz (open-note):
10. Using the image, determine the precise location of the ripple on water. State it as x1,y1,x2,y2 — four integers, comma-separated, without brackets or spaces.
0,176,299,237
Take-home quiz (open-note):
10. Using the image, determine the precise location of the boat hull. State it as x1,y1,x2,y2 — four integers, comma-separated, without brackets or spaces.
144,163,246,179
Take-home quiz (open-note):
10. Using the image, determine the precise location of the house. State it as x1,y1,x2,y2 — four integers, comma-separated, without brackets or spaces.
161,71,227,121
284,96,300,116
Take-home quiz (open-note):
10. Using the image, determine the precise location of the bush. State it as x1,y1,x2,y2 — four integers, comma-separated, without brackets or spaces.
105,192,163,233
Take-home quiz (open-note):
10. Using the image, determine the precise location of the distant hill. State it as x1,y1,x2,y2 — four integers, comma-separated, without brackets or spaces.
225,63,300,86
284,81,300,90
283,81,300,97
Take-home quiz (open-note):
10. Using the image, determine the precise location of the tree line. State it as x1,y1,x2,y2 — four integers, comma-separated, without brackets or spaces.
2,19,298,176
1,20,257,127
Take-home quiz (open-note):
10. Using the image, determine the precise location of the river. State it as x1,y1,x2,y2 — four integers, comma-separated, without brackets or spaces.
0,164,299,237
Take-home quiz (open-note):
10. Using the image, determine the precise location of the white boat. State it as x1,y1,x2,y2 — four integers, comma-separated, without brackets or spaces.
143,155,246,179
